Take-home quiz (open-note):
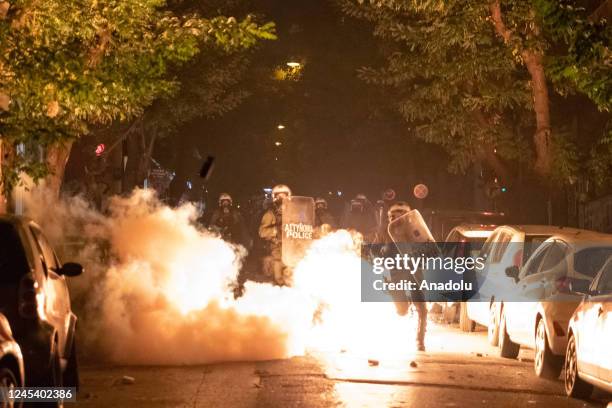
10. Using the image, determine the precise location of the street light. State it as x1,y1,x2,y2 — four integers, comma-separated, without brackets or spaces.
286,61,301,68
275,141,282,146
277,124,285,130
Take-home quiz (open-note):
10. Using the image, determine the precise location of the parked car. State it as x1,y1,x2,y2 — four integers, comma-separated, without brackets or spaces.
0,313,24,407
422,209,505,241
461,225,559,341
565,255,612,398
438,224,497,323
0,216,82,389
498,230,612,379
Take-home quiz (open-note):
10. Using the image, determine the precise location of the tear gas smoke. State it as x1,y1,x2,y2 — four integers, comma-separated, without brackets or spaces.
25,188,313,364
25,187,417,365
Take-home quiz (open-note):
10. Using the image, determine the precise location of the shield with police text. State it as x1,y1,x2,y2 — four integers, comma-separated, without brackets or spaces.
282,196,315,267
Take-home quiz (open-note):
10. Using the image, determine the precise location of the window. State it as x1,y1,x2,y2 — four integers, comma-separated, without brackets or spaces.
479,231,498,261
574,247,612,278
596,258,612,293
491,231,512,263
522,235,552,265
0,222,29,284
30,227,59,274
539,241,569,275
524,244,551,277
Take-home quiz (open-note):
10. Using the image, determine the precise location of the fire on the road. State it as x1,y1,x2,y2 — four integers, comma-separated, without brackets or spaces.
25,188,418,365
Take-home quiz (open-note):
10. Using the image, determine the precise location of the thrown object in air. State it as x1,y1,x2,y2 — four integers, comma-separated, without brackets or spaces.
199,155,215,181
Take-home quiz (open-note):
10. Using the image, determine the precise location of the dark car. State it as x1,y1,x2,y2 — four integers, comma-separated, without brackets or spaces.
438,224,497,324
0,312,24,406
0,216,82,389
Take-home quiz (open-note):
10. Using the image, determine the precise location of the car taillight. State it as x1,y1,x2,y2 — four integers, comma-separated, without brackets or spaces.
555,277,571,293
19,276,39,319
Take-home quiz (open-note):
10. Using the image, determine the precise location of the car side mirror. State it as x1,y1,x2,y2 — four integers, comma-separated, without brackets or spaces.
58,262,83,277
568,278,590,295
505,266,519,282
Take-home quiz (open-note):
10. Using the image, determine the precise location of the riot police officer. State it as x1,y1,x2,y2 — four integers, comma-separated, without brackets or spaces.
314,197,335,236
258,184,292,285
340,193,377,241
209,193,249,247
385,201,428,352
375,188,397,243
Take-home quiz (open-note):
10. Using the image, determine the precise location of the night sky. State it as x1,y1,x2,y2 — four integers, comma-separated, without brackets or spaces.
158,0,474,212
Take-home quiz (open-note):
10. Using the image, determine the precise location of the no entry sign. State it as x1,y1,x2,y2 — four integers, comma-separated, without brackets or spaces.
413,183,429,199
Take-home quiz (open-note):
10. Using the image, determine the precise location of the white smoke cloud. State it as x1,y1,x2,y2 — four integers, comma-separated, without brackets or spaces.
25,187,315,365
24,186,415,365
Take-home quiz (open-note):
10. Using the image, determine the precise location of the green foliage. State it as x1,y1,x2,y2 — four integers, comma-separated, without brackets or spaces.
550,128,579,183
587,124,612,190
535,0,611,111
0,0,275,193
340,0,533,172
141,2,276,139
342,0,610,188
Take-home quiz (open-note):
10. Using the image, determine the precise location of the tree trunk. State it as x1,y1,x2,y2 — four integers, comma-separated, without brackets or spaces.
522,52,552,176
0,139,7,213
489,0,552,177
45,140,74,197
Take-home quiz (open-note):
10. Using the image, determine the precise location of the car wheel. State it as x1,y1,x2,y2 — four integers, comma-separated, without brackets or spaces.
459,303,475,332
564,334,593,399
498,309,519,359
0,367,18,408
534,318,563,379
488,304,499,346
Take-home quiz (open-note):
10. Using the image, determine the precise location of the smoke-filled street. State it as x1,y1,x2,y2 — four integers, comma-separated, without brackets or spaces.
75,323,608,408
1,0,612,407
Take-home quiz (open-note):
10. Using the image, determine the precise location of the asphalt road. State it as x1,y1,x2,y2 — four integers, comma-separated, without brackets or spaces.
70,320,611,408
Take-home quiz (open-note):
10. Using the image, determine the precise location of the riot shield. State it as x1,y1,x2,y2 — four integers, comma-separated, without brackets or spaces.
282,196,315,267
387,209,436,245
388,210,467,302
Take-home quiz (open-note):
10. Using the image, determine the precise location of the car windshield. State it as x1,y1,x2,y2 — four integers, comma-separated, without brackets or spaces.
574,247,612,278
456,235,487,258
0,221,30,284
522,234,552,264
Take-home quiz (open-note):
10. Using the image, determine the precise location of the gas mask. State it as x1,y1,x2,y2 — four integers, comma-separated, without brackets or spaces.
273,192,288,206
350,200,364,212
219,199,231,214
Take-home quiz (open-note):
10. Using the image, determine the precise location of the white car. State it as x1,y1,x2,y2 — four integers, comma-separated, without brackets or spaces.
461,225,559,340
439,224,496,323
565,255,612,398
498,231,612,379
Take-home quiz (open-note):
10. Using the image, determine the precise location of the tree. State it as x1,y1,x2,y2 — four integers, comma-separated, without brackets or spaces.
340,0,533,180
116,1,275,192
0,0,275,209
341,0,611,185
536,0,611,112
